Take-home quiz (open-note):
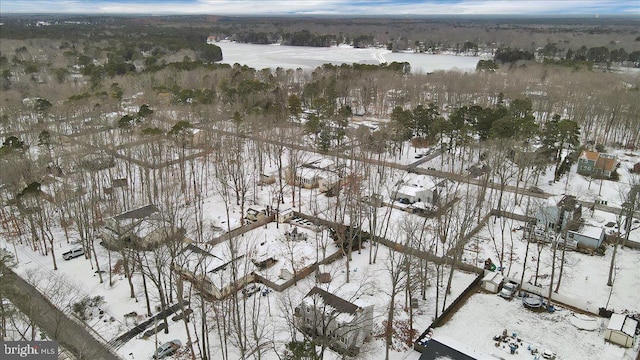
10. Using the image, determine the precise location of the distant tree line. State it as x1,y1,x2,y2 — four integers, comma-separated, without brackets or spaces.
228,29,377,48
493,43,640,67
494,48,536,63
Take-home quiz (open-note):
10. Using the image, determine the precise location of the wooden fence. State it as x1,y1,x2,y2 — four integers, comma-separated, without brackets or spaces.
254,250,344,292
207,214,275,246
413,272,483,353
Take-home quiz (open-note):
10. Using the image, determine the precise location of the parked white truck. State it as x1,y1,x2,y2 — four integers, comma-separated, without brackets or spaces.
499,281,518,300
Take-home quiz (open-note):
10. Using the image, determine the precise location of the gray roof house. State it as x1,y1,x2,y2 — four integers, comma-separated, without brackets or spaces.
294,287,373,356
535,195,582,233
102,204,181,250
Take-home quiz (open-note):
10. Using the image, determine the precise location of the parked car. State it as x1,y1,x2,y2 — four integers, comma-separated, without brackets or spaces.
152,339,181,359
499,281,518,299
533,228,554,242
541,349,556,359
62,247,84,260
522,293,546,309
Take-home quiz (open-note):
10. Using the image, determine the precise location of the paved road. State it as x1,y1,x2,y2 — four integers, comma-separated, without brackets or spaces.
0,268,121,360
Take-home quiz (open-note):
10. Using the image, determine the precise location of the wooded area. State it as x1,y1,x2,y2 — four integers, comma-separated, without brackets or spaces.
1,14,639,360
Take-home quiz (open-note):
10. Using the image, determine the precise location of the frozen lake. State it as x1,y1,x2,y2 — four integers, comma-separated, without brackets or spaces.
214,42,482,73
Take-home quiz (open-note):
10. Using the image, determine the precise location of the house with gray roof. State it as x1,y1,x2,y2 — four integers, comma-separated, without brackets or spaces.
294,287,373,356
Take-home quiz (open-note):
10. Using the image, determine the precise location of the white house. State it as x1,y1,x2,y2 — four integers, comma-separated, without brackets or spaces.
286,161,343,192
535,195,582,232
604,313,637,348
295,287,373,356
394,175,447,205
286,166,319,189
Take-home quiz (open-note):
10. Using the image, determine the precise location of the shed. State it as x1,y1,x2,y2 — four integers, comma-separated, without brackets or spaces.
277,208,294,223
279,268,293,281
259,172,277,185
318,172,341,193
480,271,504,293
604,313,637,348
567,225,605,250
245,206,267,222
395,183,429,204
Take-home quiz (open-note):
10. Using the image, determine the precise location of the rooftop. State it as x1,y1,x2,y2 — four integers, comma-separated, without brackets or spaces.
572,224,604,239
397,183,427,197
419,335,496,360
113,204,159,221
304,286,359,315
580,150,599,162
607,313,638,337
595,153,617,172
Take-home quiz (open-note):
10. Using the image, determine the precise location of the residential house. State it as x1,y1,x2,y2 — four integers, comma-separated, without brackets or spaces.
604,313,637,348
633,161,640,174
102,204,172,249
535,195,582,233
577,150,617,178
286,166,318,188
295,287,373,356
577,150,599,175
175,243,255,300
394,176,447,205
286,158,342,191
417,335,496,360
566,224,605,250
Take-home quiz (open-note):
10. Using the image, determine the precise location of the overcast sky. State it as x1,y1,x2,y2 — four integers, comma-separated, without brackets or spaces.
1,0,638,15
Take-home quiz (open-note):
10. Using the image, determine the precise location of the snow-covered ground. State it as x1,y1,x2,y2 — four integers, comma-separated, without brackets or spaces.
434,292,637,360
466,212,640,314
214,42,482,73
2,125,639,360
7,231,477,360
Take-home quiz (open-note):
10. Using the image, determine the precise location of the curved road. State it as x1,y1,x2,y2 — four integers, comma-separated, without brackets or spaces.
0,268,121,360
